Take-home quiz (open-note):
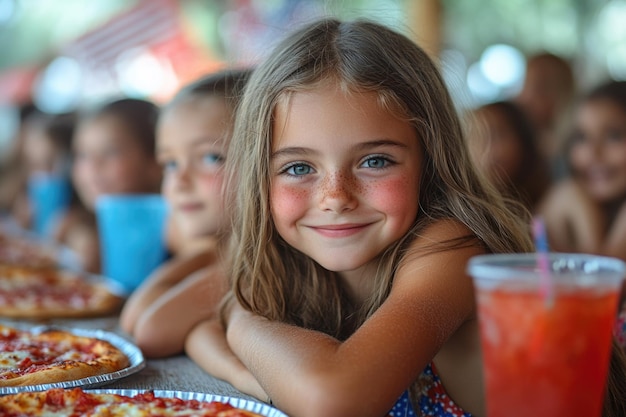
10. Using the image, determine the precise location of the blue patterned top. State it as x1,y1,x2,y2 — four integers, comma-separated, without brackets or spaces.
388,363,473,417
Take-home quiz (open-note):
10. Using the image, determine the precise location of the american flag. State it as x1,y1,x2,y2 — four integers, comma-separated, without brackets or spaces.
63,0,179,73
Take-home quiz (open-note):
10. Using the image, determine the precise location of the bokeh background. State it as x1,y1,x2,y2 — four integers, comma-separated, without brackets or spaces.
1,0,625,154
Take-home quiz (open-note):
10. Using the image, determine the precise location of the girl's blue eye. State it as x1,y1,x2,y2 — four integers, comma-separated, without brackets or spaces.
202,153,224,166
286,164,312,176
362,156,388,169
606,129,626,143
103,146,122,158
571,132,585,144
163,160,178,173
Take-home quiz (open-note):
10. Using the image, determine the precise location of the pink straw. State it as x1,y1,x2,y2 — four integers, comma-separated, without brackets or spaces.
532,217,554,307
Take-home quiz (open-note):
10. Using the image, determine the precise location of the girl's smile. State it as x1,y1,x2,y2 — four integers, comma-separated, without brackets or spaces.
270,82,422,277
308,222,374,238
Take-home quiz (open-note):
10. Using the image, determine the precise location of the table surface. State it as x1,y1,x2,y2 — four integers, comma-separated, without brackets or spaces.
0,315,256,400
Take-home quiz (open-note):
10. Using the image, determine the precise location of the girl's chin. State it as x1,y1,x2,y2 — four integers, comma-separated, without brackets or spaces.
178,224,217,238
585,187,626,204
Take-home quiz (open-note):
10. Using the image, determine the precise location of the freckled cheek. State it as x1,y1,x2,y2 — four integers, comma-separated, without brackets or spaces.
196,172,224,195
270,183,310,224
366,176,419,221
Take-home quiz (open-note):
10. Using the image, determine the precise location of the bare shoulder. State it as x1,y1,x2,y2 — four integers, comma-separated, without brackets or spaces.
391,218,485,322
399,218,484,266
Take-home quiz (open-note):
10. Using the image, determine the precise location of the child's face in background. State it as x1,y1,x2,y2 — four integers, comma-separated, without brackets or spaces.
570,98,626,203
157,97,230,239
22,125,62,175
72,114,161,210
270,83,421,278
468,106,523,187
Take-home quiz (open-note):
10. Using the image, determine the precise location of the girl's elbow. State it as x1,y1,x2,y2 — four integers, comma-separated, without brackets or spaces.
287,379,370,417
133,318,184,358
118,306,138,336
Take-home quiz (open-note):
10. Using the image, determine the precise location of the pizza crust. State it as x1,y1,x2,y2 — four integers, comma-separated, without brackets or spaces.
0,327,129,387
0,388,268,416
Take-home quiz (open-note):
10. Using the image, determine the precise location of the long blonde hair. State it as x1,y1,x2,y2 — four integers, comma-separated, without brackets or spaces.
226,18,533,339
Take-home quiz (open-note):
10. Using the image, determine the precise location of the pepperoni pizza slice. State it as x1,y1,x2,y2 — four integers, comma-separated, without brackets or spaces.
0,325,129,387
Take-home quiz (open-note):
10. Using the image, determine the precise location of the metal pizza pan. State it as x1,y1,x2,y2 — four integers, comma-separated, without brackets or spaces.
0,325,145,395
86,389,290,417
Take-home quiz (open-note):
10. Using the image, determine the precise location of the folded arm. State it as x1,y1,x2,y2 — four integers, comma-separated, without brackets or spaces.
185,318,267,400
226,221,482,417
120,250,216,336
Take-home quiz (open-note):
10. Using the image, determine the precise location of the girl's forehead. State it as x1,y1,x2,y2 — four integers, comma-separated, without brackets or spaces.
76,115,138,146
579,98,626,121
274,83,409,118
79,113,124,132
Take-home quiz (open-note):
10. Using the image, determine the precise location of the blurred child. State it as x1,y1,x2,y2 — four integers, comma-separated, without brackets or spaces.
467,100,550,212
516,52,576,180
21,113,80,236
64,98,162,273
119,69,251,358
539,81,626,353
2,104,43,228
185,18,538,417
539,81,626,258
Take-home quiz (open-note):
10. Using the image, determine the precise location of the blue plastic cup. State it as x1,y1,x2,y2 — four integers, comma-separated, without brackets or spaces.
27,172,72,237
95,194,169,293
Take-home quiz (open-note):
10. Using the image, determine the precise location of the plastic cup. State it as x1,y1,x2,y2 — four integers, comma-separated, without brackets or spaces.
467,253,625,417
95,194,169,293
27,172,72,237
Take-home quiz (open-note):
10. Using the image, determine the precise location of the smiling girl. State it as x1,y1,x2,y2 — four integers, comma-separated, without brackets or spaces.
120,69,251,358
539,81,626,258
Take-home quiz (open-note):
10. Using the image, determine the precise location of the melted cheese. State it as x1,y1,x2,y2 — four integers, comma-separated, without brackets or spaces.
0,350,32,370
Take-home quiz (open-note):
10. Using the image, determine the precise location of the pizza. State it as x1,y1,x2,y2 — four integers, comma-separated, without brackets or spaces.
0,232,58,269
0,325,129,387
0,388,268,416
0,264,122,318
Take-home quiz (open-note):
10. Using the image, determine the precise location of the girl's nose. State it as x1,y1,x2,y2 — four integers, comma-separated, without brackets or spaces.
172,162,193,188
318,172,358,213
586,139,605,161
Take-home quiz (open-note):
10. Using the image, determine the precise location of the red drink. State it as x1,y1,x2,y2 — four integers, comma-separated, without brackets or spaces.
477,288,618,417
468,253,625,417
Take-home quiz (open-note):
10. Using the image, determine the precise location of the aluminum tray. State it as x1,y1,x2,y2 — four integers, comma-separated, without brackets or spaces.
0,325,145,395
87,389,289,417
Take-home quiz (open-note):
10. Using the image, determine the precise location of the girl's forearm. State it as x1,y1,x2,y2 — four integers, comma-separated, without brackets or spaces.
185,319,267,399
226,309,399,417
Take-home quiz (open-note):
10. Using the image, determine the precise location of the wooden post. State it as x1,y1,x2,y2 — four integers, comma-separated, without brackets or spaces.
407,0,443,60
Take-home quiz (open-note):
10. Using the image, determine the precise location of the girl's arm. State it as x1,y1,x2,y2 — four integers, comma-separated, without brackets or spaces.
538,180,605,253
185,318,267,400
119,250,214,335
125,263,228,358
226,220,482,417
